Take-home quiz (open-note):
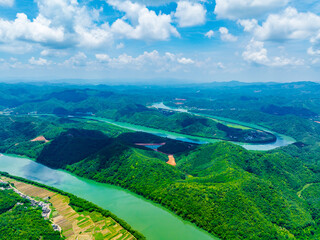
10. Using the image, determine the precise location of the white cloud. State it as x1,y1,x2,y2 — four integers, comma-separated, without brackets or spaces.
0,0,115,49
177,57,194,64
307,47,320,56
29,57,50,66
240,8,320,41
174,1,206,27
95,50,196,71
108,50,161,68
0,0,14,7
214,0,289,20
36,0,114,48
64,52,87,66
205,30,214,38
96,53,111,62
216,62,226,69
116,42,124,49
237,19,258,32
36,0,92,30
40,49,67,57
108,0,179,40
242,40,269,65
0,13,65,44
242,39,304,66
308,31,320,55
219,27,237,42
75,23,113,48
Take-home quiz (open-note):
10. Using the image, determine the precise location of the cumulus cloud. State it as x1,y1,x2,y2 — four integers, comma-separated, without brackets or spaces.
219,27,237,42
40,49,67,57
174,1,206,27
36,0,93,30
36,0,113,48
29,57,50,66
307,47,320,56
0,13,64,44
242,40,269,65
0,0,115,49
307,29,320,56
0,0,14,7
242,39,304,66
177,57,194,64
216,62,226,69
108,0,179,40
64,52,87,66
1,0,181,50
205,30,214,38
239,7,320,41
116,42,124,49
237,19,258,32
75,24,113,48
95,50,196,71
96,53,111,62
214,0,289,20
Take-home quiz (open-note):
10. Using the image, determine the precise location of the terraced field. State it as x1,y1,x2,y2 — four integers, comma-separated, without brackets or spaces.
2,177,135,240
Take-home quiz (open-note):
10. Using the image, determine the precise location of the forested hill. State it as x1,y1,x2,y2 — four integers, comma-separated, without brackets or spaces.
45,138,320,239
1,82,320,239
3,118,318,240
0,83,276,144
0,187,61,239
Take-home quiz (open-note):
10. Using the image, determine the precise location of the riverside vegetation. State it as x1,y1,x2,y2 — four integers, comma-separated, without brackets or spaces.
0,182,61,240
0,172,144,240
1,82,320,239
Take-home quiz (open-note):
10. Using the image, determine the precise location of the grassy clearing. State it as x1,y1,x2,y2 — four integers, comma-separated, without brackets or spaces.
2,177,135,240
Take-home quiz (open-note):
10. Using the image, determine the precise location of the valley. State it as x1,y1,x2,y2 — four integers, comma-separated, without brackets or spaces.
0,82,320,240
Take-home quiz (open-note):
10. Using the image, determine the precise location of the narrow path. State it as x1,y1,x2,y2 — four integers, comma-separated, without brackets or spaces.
297,183,313,198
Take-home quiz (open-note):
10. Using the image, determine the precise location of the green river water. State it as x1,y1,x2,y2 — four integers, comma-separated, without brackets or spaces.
86,114,295,151
0,105,296,239
0,154,218,240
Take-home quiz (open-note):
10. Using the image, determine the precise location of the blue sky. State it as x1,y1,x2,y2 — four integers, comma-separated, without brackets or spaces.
0,0,320,83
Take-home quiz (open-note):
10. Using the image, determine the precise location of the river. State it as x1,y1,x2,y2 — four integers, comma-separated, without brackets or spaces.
0,104,295,239
0,154,218,240
86,110,295,151
150,102,296,151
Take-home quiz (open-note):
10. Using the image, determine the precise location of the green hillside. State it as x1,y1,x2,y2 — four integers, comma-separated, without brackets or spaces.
31,129,320,240
1,83,320,240
0,189,61,240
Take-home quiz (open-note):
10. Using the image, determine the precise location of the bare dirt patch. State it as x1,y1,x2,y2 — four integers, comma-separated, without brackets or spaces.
31,136,49,143
166,155,176,166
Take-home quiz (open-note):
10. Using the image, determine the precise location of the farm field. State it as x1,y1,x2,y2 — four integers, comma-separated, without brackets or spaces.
2,177,135,240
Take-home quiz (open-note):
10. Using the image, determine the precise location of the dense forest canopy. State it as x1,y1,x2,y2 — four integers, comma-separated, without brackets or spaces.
0,82,320,239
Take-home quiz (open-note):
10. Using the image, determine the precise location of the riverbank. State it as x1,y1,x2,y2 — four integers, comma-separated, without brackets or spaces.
0,171,144,240
0,177,62,233
84,116,295,151
0,154,218,240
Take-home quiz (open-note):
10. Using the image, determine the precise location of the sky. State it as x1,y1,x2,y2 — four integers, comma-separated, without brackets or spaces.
0,0,320,83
